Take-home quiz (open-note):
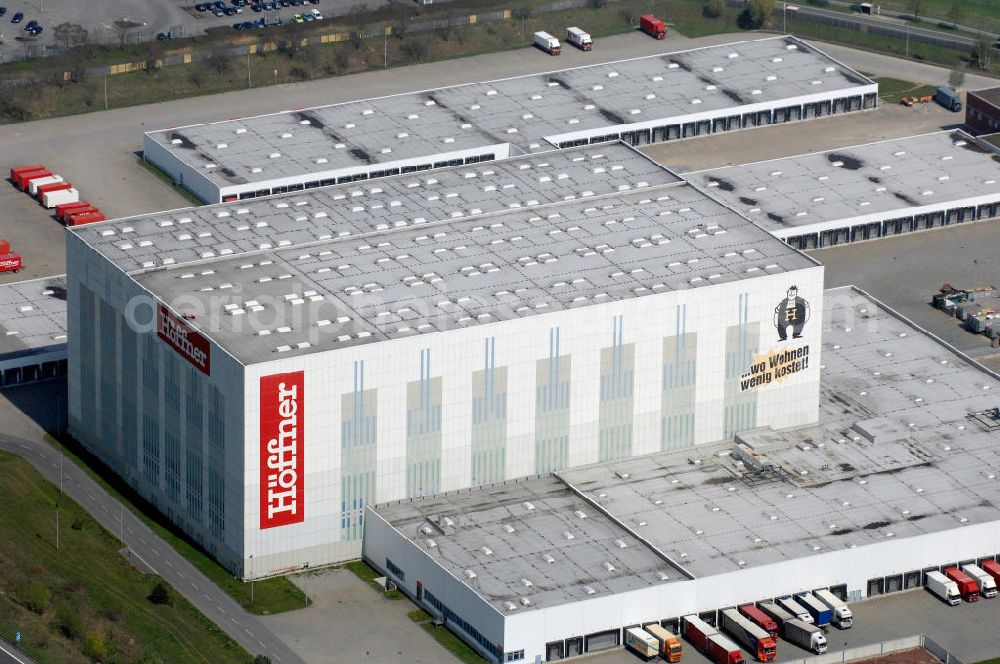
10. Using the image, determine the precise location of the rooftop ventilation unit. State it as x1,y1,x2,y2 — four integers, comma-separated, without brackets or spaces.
602,562,616,572
463,569,477,580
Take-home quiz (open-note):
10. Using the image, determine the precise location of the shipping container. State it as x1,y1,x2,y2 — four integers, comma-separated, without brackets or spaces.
926,570,961,605
639,14,666,39
36,181,72,201
28,175,64,196
10,164,44,183
644,623,682,662
533,31,561,55
566,26,592,50
813,589,853,628
624,627,659,660
68,211,106,226
721,608,776,661
43,187,80,209
20,170,53,191
56,201,93,221
945,567,981,602
0,239,9,255
738,604,779,637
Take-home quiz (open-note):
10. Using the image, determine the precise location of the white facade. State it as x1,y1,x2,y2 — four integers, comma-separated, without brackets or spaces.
364,511,1000,663
67,219,823,577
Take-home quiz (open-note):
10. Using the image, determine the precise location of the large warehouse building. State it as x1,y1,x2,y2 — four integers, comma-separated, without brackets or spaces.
143,35,876,203
686,129,1000,249
67,143,823,577
364,287,1000,663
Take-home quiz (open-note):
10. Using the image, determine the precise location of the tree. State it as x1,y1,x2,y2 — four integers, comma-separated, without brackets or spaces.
53,22,89,51
971,38,994,70
207,49,232,75
386,0,412,38
27,581,50,615
400,38,429,62
84,631,108,660
948,68,965,89
908,0,923,20
946,0,964,26
148,582,171,605
348,3,368,50
254,656,273,664
703,0,724,18
739,0,776,28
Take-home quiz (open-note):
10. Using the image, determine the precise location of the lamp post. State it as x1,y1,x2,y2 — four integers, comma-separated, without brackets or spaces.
250,554,254,604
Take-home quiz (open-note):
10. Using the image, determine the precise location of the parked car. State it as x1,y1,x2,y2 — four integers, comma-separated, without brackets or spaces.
310,7,322,18
0,7,8,17
24,19,37,30
11,11,23,23
302,11,314,20
157,31,172,39
27,24,40,35
292,12,304,22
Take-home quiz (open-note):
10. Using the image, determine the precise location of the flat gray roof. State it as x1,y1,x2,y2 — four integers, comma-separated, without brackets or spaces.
73,144,815,365
0,276,68,358
687,130,1000,235
971,87,1000,109
373,287,1000,613
146,35,872,189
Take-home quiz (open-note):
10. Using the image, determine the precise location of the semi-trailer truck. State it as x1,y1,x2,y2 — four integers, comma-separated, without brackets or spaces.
738,604,779,638
962,564,998,598
683,615,718,653
566,26,592,50
706,633,745,664
532,31,561,54
758,601,795,630
721,608,777,662
776,596,813,623
813,589,853,628
643,623,683,662
980,560,1000,587
639,14,666,39
795,592,832,628
945,567,981,602
624,627,659,660
926,570,961,606
783,619,827,655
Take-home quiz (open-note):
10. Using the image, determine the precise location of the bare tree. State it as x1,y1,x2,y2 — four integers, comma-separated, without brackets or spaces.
207,49,232,75
948,68,965,89
971,38,994,71
348,3,368,50
387,0,412,39
908,0,924,20
53,23,90,51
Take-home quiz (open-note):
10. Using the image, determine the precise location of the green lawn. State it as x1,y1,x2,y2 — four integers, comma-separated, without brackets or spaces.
45,434,307,616
876,0,1000,33
344,560,403,599
0,450,253,664
973,658,1000,664
872,75,939,103
408,607,487,664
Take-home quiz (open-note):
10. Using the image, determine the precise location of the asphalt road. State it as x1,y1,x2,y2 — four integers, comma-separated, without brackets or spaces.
0,428,304,664
0,637,35,664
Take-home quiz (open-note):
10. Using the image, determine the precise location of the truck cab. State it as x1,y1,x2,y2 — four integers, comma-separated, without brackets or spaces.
777,596,813,623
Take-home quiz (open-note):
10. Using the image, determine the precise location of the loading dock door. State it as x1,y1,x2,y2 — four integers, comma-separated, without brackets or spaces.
585,630,619,652
546,642,564,661
565,637,582,657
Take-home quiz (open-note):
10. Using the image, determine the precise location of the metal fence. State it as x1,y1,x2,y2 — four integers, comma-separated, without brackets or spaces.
775,634,965,664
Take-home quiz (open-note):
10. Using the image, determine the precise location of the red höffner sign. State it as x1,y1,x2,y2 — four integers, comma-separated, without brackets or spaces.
157,304,211,375
260,371,304,529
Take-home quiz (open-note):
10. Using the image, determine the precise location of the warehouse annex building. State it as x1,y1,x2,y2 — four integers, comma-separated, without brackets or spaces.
144,35,876,203
0,276,69,387
67,142,824,577
364,287,1000,662
687,130,1000,249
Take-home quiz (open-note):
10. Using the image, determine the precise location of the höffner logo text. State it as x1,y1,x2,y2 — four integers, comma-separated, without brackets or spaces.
156,304,211,374
260,371,305,529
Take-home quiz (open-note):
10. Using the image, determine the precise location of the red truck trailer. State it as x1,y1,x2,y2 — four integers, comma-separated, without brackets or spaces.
706,633,746,664
945,567,981,602
56,201,93,222
36,180,72,201
981,560,1000,587
739,604,779,639
19,169,52,191
0,241,23,273
683,615,718,653
721,608,776,662
67,210,106,226
10,164,45,185
640,14,666,39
